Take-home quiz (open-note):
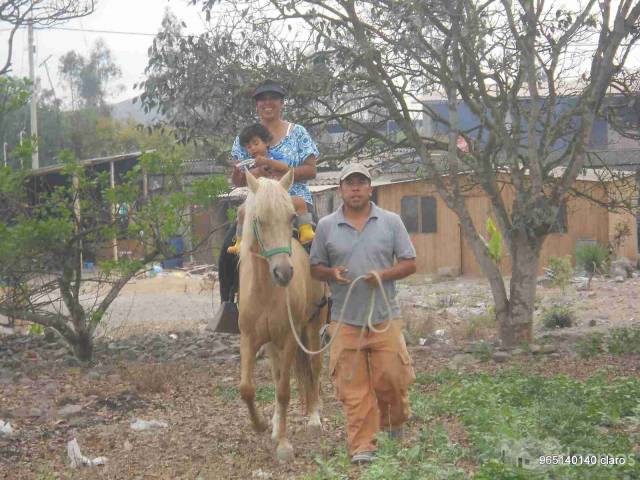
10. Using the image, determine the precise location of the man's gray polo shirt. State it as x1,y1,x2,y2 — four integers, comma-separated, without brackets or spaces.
310,202,416,326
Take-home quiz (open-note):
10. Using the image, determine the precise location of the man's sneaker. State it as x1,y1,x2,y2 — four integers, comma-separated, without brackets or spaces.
351,451,375,465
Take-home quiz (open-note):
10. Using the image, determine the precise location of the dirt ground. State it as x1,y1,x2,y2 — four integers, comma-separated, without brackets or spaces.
1,272,639,479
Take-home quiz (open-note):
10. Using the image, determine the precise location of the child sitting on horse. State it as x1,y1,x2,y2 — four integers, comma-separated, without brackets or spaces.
227,123,315,254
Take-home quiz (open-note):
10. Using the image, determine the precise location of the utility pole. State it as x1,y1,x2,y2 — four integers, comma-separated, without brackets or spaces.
28,18,39,170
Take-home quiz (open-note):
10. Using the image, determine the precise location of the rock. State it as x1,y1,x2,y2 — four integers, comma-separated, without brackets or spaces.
44,382,58,395
86,371,102,381
615,275,625,283
123,440,133,451
437,266,458,278
0,420,13,436
511,348,526,356
587,291,597,298
58,404,83,418
64,356,81,367
52,347,69,359
588,319,597,327
492,351,511,363
43,328,58,343
29,407,43,417
576,281,590,291
448,353,478,370
130,419,168,431
611,257,635,278
529,344,542,354
540,344,557,354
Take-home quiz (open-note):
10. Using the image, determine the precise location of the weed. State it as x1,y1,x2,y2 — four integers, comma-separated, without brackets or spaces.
123,363,179,394
214,384,238,402
606,327,640,355
540,304,574,329
471,340,494,361
545,255,573,292
575,333,605,359
463,311,496,340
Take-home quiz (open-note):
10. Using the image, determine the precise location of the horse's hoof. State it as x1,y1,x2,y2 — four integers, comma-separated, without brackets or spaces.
276,441,294,462
307,420,322,436
252,417,269,433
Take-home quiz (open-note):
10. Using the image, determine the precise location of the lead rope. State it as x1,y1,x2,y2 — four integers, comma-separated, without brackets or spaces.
284,271,394,357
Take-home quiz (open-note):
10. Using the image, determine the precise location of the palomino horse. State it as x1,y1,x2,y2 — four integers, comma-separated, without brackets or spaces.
238,169,328,462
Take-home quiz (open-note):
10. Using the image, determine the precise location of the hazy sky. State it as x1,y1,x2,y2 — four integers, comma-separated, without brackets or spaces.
0,0,208,104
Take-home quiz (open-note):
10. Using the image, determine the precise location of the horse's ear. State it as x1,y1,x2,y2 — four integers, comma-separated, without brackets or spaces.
279,169,294,192
246,169,259,193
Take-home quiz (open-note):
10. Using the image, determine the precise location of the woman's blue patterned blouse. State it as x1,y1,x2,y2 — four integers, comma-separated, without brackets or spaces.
231,123,319,204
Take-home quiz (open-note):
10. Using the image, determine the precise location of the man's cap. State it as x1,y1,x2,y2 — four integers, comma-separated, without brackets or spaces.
252,80,287,98
339,163,371,182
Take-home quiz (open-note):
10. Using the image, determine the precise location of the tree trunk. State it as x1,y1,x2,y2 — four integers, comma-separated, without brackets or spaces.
72,332,94,362
497,232,543,347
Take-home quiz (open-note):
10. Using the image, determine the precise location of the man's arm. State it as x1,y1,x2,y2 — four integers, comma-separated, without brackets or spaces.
363,258,416,287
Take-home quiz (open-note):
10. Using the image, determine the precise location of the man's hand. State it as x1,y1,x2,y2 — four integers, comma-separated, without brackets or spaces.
363,271,384,288
331,266,350,284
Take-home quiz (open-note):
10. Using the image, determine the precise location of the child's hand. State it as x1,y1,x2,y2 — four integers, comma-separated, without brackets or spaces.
254,155,269,168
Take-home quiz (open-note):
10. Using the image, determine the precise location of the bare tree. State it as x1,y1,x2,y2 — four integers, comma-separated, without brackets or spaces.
174,0,640,347
0,0,95,77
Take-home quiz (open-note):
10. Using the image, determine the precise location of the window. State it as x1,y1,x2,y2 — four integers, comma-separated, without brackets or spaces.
401,196,419,233
401,195,437,233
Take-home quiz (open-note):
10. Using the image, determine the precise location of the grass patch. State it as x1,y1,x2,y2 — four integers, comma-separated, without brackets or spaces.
215,383,297,404
311,368,640,479
576,328,640,358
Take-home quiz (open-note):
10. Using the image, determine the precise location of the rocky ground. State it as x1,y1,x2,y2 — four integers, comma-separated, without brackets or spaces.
1,270,639,479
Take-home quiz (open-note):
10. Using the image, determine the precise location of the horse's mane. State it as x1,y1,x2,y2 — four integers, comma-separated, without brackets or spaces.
240,177,295,258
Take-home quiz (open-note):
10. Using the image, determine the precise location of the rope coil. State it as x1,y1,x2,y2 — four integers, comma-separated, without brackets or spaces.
285,271,394,356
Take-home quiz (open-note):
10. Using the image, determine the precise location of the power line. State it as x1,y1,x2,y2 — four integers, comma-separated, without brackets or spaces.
36,26,159,37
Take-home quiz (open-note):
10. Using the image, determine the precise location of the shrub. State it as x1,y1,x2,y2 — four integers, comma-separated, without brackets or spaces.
607,328,640,355
540,304,574,329
575,333,605,358
545,255,573,292
575,243,609,289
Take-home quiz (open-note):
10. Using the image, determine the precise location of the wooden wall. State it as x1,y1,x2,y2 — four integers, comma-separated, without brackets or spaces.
375,178,638,276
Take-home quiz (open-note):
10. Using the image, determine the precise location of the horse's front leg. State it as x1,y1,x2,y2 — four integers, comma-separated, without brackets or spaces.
239,334,269,433
266,343,282,441
274,337,296,462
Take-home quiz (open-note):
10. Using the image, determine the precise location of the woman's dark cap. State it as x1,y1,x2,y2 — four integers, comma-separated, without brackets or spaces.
252,80,287,99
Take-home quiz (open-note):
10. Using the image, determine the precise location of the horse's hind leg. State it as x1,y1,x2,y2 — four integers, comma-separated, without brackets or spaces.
274,338,296,462
305,317,323,433
239,335,268,433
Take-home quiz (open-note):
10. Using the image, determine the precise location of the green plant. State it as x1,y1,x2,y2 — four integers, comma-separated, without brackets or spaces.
463,311,497,340
607,328,640,355
545,255,573,292
486,217,503,263
471,340,495,361
576,333,605,358
540,304,574,329
575,243,609,289
28,323,44,335
214,385,239,402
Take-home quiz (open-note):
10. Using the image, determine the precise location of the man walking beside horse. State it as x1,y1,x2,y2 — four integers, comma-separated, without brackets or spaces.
310,163,417,465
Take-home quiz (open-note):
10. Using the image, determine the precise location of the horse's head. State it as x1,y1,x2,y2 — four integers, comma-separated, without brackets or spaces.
243,169,296,287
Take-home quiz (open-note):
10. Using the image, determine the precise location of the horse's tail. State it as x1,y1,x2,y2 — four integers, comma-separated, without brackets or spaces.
293,298,326,414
